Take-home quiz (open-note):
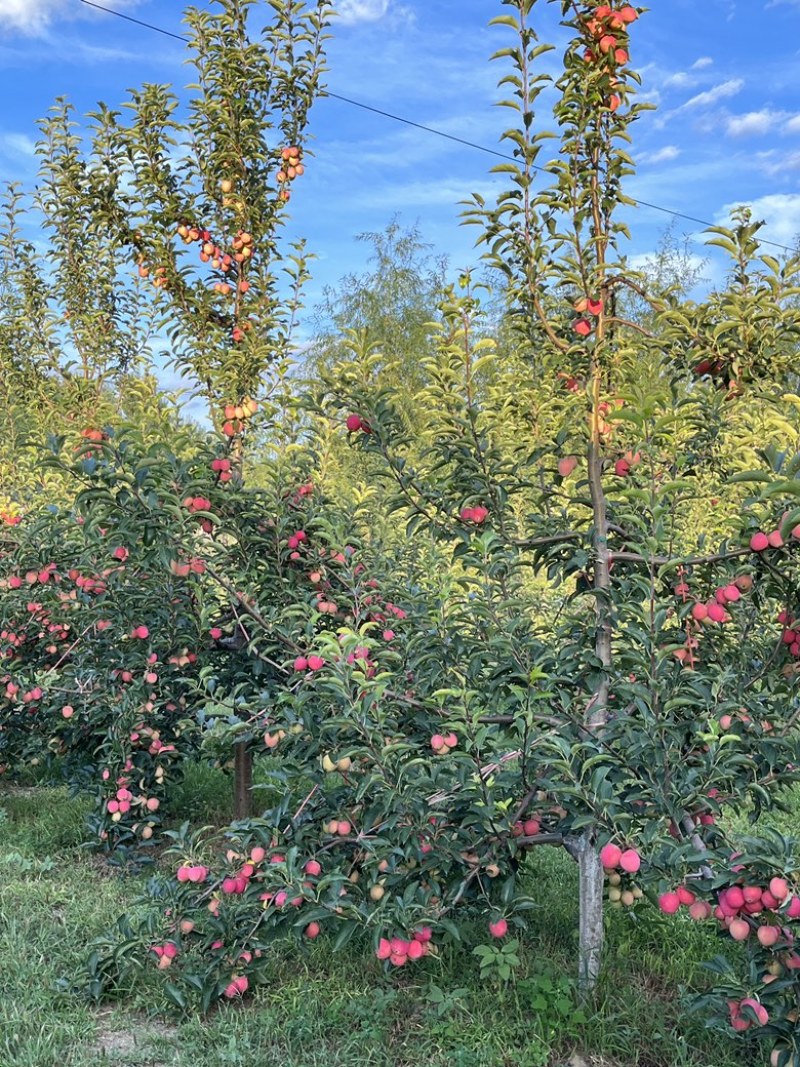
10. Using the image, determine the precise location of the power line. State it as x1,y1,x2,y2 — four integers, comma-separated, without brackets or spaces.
76,0,799,256
78,0,187,41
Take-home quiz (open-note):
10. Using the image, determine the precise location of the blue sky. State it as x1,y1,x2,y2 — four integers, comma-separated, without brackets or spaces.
1,0,799,316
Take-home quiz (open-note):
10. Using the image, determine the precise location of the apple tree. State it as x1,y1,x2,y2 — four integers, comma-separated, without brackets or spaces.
23,3,800,1058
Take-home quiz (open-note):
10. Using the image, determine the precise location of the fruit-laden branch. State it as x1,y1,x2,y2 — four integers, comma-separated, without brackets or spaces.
609,546,753,568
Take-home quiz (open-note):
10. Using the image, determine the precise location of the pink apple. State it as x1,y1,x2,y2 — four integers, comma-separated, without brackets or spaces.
619,849,640,874
489,918,508,938
599,843,622,869
658,891,681,915
750,532,769,552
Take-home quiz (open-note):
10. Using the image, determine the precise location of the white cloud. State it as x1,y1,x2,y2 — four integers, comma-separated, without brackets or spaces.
726,109,786,136
787,115,800,133
628,250,707,276
681,78,744,111
717,194,800,248
0,0,57,34
0,0,139,36
337,0,391,24
641,145,681,164
756,150,800,176
0,132,37,157
662,71,698,90
655,78,744,129
691,57,714,70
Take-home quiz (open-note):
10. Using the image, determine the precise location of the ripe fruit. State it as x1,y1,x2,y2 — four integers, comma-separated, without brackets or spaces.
489,917,508,938
574,318,592,337
723,885,745,910
750,532,770,552
770,877,789,901
223,975,248,998
558,456,578,478
619,848,640,874
600,843,622,869
460,505,489,524
305,922,321,939
741,997,769,1026
346,414,363,433
658,891,680,915
758,925,781,947
729,918,750,941
407,939,424,960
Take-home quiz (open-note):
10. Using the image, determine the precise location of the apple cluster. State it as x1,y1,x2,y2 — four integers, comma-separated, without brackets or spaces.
751,524,800,553
182,496,212,515
210,457,233,483
599,843,645,908
276,145,305,204
430,731,458,754
221,397,258,437
582,5,637,66
375,927,433,966
689,575,751,626
572,295,603,338
779,612,800,660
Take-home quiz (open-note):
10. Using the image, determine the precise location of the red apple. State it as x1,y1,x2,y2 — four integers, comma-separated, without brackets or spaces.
489,917,508,938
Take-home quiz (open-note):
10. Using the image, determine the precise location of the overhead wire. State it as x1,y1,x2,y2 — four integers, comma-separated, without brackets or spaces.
73,0,799,256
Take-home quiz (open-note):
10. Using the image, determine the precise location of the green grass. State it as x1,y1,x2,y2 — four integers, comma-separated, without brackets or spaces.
0,772,768,1067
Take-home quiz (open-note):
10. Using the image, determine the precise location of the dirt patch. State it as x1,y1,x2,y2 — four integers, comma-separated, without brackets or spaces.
0,784,42,799
88,1009,180,1064
554,1054,623,1067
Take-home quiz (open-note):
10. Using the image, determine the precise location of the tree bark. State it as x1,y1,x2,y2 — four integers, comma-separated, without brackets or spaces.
578,154,613,988
233,741,253,819
577,831,605,989
577,435,612,994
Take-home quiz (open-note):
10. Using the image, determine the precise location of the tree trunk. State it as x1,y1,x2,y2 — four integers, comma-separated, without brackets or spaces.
577,830,605,991
233,741,253,819
228,430,254,822
578,214,613,988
